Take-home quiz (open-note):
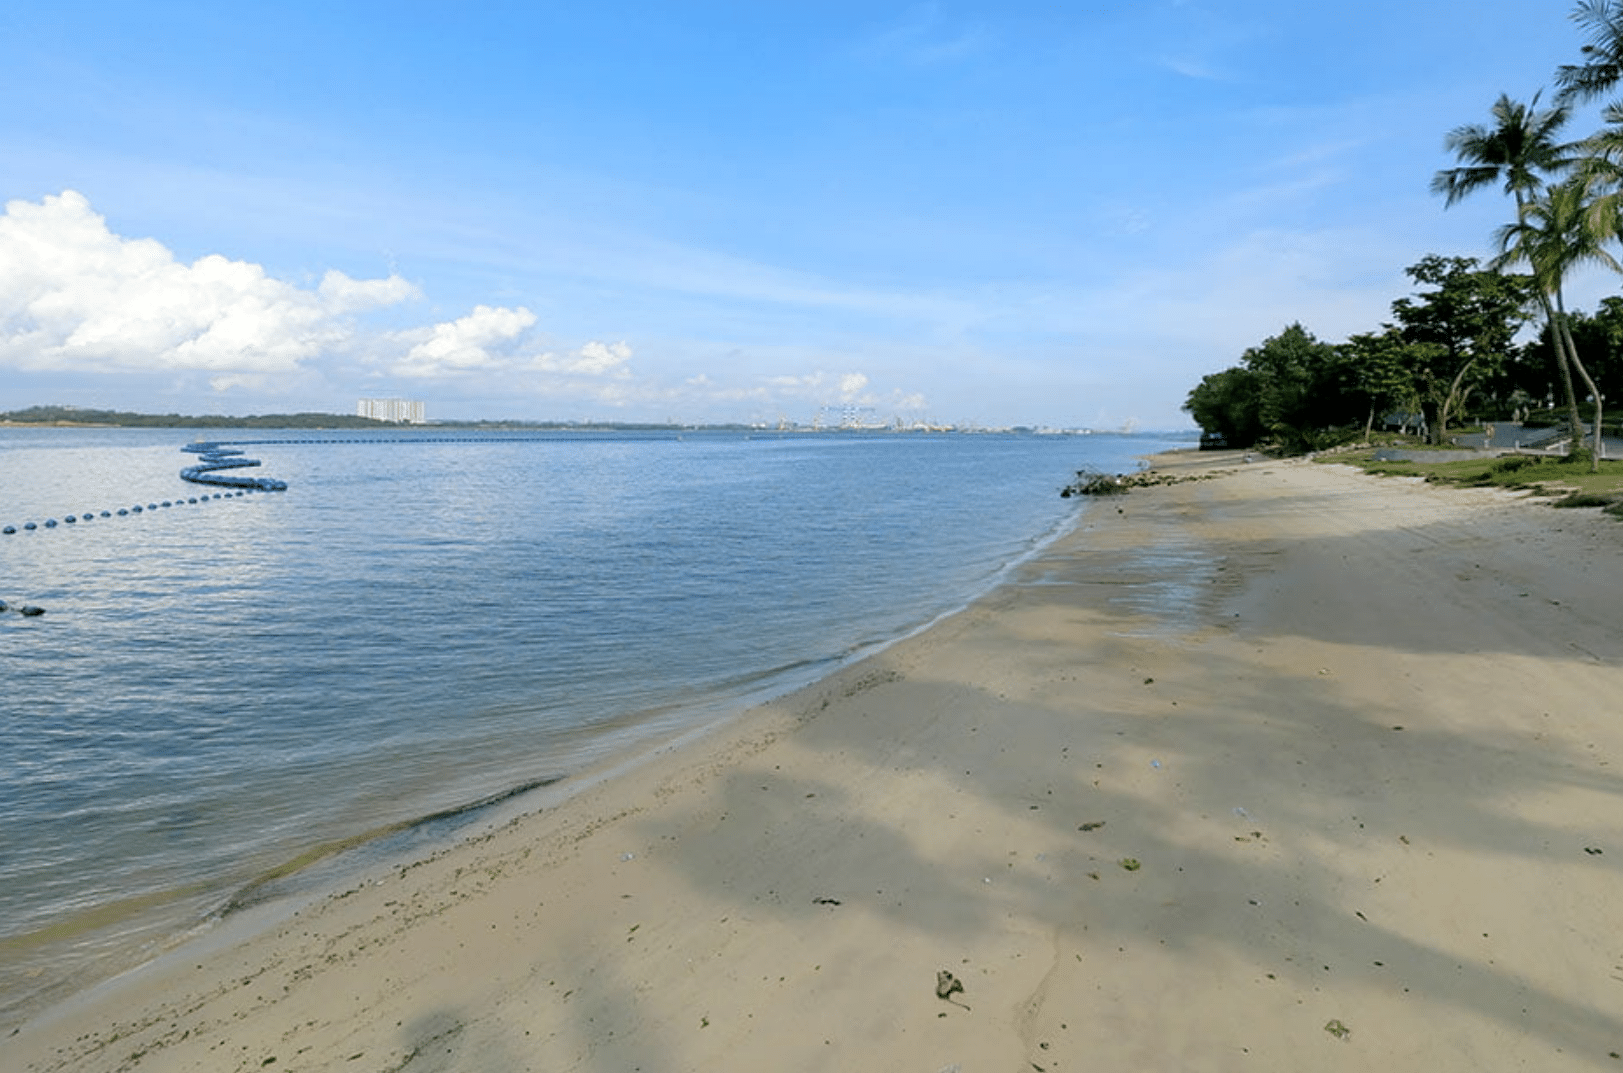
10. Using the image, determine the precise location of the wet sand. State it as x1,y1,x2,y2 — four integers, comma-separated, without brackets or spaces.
13,451,1623,1071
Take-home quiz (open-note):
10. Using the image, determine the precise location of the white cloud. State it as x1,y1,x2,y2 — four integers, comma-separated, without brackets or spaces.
318,269,418,310
0,190,417,376
762,370,874,404
0,193,947,423
389,314,639,387
207,372,274,393
393,304,538,377
527,339,633,377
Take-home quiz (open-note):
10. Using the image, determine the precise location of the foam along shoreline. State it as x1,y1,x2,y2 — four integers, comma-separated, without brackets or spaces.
14,452,1623,1072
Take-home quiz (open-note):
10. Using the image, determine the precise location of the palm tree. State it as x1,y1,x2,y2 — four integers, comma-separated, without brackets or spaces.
1432,93,1587,447
1492,178,1619,469
1555,0,1623,104
1431,92,1576,211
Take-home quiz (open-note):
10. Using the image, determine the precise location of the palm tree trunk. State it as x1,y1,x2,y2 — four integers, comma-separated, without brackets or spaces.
1441,359,1476,439
1543,293,1585,451
1555,289,1604,470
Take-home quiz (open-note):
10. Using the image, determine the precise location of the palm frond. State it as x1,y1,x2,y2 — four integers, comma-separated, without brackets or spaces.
1556,0,1623,103
1434,93,1575,208
1491,178,1623,290
1431,165,1506,204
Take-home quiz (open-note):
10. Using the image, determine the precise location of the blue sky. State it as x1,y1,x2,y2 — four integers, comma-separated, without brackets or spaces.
0,1,1614,428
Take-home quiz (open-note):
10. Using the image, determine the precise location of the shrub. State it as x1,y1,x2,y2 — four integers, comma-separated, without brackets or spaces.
1554,492,1617,509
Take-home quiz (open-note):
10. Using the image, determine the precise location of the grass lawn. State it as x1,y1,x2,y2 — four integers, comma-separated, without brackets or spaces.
1321,449,1623,517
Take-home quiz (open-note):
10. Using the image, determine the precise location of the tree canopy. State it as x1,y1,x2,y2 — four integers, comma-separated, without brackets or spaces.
1186,3,1623,461
1183,259,1532,450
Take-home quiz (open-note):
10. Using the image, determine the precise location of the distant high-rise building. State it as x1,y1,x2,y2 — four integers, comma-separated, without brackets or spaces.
357,398,425,424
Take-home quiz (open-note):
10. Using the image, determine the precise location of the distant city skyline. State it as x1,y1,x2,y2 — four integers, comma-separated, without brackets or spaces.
2,2,1618,429
356,398,426,425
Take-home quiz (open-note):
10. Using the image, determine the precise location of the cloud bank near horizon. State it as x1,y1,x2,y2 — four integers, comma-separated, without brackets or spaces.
0,191,415,377
0,191,912,422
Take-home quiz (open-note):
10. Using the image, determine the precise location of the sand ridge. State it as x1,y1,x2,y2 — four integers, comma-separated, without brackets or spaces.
12,453,1623,1071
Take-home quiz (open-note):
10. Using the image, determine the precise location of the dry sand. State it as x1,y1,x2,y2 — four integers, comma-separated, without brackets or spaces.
12,452,1623,1072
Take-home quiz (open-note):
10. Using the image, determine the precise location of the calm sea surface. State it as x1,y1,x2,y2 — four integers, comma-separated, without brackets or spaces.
0,426,1187,1024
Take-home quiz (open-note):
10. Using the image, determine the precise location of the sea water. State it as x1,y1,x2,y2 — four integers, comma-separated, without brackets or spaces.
0,426,1188,1025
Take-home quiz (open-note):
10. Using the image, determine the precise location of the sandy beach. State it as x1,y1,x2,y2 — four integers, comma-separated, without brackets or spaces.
12,451,1623,1072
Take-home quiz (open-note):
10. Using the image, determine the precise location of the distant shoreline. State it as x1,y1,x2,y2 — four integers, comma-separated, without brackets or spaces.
0,406,1145,435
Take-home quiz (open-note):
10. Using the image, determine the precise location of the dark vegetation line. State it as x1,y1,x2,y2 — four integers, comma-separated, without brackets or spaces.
0,406,397,429
0,405,758,431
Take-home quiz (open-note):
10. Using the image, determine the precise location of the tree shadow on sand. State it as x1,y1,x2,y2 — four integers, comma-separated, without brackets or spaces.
622,489,1623,1067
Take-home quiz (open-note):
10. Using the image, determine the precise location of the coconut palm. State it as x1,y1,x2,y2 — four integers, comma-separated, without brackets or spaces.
1556,0,1623,104
1432,93,1587,446
1492,178,1620,469
1564,96,1623,218
1431,92,1576,211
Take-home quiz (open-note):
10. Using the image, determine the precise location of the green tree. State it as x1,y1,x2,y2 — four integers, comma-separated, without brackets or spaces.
1584,296,1623,402
1431,93,1589,447
1183,325,1348,451
1492,179,1619,468
1516,300,1623,417
1239,323,1345,452
1183,366,1265,448
1388,256,1532,444
1340,328,1421,439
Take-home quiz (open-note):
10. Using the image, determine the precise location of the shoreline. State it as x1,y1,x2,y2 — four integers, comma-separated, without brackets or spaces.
0,462,1104,1034
15,451,1623,1071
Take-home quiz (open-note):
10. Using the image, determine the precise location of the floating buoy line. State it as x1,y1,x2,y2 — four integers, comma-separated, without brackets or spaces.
1,440,293,618
179,441,290,491
2,433,661,538
2,440,289,540
1,434,672,616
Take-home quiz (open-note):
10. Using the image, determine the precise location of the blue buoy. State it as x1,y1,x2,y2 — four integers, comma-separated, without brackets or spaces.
65,515,77,523
44,519,57,528
100,511,110,518
180,441,290,492
147,503,157,510
2,526,13,535
132,506,143,513
24,522,37,530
